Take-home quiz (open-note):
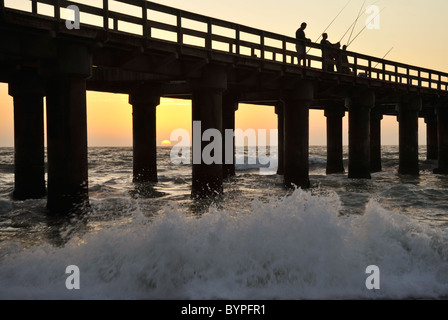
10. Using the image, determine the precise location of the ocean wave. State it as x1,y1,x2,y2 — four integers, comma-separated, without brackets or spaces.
235,156,326,171
0,189,447,300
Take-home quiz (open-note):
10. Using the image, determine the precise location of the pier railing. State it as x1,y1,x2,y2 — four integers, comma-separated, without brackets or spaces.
2,0,448,92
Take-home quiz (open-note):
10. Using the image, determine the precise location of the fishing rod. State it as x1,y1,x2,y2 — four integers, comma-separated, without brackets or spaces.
339,1,379,43
373,47,394,68
318,0,352,42
307,0,352,53
339,13,363,43
346,7,385,48
347,0,366,46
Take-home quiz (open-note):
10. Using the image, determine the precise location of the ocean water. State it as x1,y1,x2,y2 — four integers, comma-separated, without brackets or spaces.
1,146,448,300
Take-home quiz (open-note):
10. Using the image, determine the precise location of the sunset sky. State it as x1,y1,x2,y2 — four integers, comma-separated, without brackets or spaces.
1,0,447,147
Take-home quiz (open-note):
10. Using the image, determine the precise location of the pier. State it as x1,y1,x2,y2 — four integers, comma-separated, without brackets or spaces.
1,0,448,213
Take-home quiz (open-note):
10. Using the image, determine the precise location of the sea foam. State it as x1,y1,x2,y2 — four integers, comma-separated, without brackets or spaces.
0,189,447,300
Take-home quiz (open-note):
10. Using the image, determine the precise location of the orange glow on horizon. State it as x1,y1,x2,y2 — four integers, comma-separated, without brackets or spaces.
1,0,444,147
0,85,425,148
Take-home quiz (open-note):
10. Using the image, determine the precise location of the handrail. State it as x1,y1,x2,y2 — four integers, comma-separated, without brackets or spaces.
2,0,448,92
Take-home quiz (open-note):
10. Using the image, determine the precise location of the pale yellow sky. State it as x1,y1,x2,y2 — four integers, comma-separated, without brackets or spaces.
0,0,444,146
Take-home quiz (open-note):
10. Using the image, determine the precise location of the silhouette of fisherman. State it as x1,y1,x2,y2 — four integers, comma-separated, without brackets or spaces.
339,45,351,74
320,33,340,72
296,22,311,66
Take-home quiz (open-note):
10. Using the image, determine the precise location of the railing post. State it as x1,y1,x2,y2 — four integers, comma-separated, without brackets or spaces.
142,0,149,38
368,60,372,78
260,31,265,60
113,17,118,31
282,37,287,64
382,62,386,81
407,68,410,86
103,0,108,29
32,0,37,14
418,70,421,87
206,18,212,50
235,25,240,55
353,54,358,76
177,11,182,45
307,43,311,67
321,45,327,73
438,74,442,91
227,24,231,53
54,0,60,21
395,64,399,83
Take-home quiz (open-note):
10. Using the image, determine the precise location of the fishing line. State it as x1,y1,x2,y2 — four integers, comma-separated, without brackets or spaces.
347,7,385,48
339,1,379,43
373,46,394,68
307,0,352,53
347,0,366,46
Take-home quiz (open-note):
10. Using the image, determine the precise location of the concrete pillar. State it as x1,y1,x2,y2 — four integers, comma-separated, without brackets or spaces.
282,81,313,189
275,102,284,175
434,102,448,174
222,92,238,179
370,108,383,173
129,86,160,183
45,42,92,213
324,104,345,175
425,114,438,161
8,70,46,200
397,96,422,176
346,90,375,179
191,65,227,198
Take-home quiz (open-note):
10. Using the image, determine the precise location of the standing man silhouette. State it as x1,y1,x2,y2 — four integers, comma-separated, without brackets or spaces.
296,22,311,66
339,45,351,74
320,33,340,72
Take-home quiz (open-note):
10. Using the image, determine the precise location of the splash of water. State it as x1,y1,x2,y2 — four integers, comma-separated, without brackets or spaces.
1,189,447,300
